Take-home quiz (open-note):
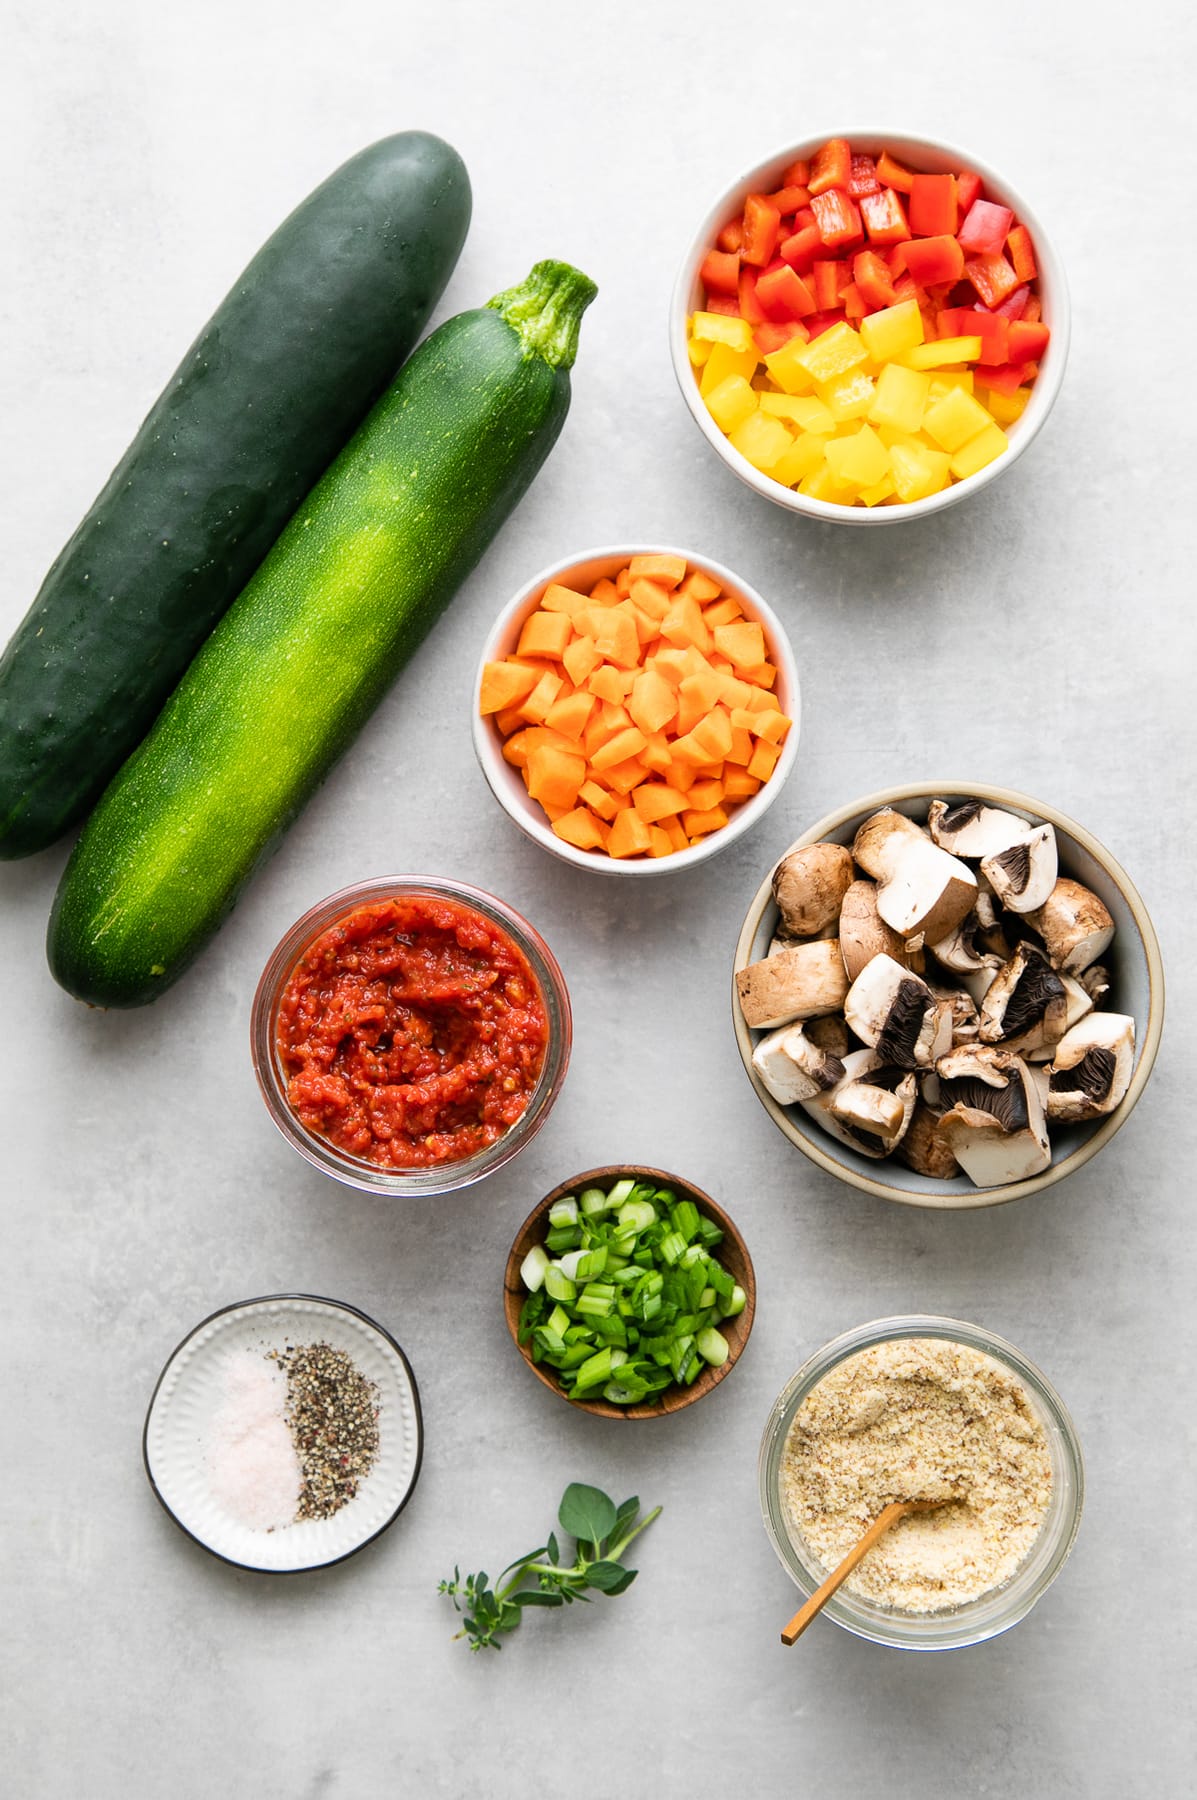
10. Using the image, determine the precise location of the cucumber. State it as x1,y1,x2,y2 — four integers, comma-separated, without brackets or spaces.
48,260,597,1008
0,132,471,859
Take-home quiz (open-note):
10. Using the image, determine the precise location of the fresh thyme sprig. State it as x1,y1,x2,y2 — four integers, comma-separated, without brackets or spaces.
439,1482,661,1652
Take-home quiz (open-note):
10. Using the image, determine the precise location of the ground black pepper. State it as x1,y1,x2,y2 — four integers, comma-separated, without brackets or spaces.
267,1341,380,1521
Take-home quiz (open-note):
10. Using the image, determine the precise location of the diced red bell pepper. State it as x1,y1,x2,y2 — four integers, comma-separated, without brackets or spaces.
967,308,1011,364
876,151,915,193
955,170,983,215
812,259,841,311
792,206,817,231
965,252,1021,309
860,187,910,245
853,249,898,310
1022,293,1042,323
764,184,810,217
808,137,852,196
756,261,817,320
741,194,782,267
848,154,880,198
738,266,767,324
782,157,810,187
703,294,741,318
908,173,959,237
700,249,740,297
841,283,866,320
983,361,1036,396
1007,319,1050,361
754,320,809,355
994,285,1030,320
809,188,863,251
892,274,922,307
780,225,822,271
716,219,744,254
900,234,965,285
803,309,847,338
957,199,1014,256
1007,224,1037,282
936,306,975,339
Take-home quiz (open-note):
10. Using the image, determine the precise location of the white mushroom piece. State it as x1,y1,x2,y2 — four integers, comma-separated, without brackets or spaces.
980,823,1058,914
771,843,856,939
898,1102,960,1180
844,953,939,1069
853,808,977,944
978,943,1069,1055
926,915,1002,1006
800,1049,916,1159
1025,878,1116,973
838,879,922,980
928,798,1035,859
751,1024,846,1106
735,939,850,1030
934,1045,1052,1186
1045,1013,1135,1121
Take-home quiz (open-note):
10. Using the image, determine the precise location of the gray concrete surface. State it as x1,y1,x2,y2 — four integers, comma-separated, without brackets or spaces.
2,3,1195,1794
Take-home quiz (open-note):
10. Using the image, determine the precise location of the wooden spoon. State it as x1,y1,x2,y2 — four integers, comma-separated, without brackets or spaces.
780,1499,948,1645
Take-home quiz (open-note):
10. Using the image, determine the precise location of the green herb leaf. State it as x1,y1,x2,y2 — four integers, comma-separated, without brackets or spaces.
512,1590,563,1608
546,1532,560,1566
612,1496,640,1539
584,1559,631,1593
558,1482,617,1546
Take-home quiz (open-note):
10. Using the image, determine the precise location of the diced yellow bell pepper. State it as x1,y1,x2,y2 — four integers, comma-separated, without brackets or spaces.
759,394,836,435
763,338,817,396
889,441,951,502
868,363,930,435
795,321,868,384
949,422,1009,479
691,311,754,353
704,375,758,434
923,386,994,454
904,335,983,369
824,423,890,489
858,472,897,507
818,369,875,422
700,341,758,397
981,386,1030,426
769,431,826,486
859,299,924,363
798,463,856,504
728,410,793,472
687,335,712,366
929,371,974,399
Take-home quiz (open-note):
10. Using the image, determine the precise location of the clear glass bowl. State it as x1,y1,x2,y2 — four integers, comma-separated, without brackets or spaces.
250,876,572,1197
759,1315,1084,1650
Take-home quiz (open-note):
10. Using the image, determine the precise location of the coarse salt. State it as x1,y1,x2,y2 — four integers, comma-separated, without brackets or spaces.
205,1348,302,1532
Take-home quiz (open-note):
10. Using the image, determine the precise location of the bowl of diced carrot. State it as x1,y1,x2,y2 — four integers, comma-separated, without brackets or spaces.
472,546,800,874
670,131,1069,523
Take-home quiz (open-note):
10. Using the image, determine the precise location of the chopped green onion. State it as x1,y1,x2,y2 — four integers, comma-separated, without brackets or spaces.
544,1266,576,1304
696,1326,729,1367
548,1196,579,1228
546,1303,570,1337
607,1178,637,1209
519,1244,550,1292
724,1285,747,1317
579,1186,610,1215
617,1199,657,1233
544,1225,582,1253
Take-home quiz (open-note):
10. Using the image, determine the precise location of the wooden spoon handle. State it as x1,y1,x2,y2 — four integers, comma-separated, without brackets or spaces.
780,1501,911,1646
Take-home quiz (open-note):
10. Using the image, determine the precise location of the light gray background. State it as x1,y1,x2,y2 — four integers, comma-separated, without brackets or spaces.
3,2,1194,1795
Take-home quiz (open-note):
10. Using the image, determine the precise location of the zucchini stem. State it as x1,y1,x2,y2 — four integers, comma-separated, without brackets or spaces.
488,260,597,370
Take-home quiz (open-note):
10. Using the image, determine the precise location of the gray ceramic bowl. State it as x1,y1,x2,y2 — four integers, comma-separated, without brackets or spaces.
731,782,1164,1208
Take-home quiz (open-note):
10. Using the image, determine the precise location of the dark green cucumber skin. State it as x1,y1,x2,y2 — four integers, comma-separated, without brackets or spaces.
48,308,570,1007
0,131,470,859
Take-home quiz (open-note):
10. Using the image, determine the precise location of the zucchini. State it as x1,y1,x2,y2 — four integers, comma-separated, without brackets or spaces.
0,131,471,859
48,260,597,1008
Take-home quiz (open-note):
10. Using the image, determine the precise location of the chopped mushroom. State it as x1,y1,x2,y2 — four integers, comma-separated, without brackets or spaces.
898,1101,960,1179
806,1014,853,1059
844,954,939,1069
801,1050,914,1159
735,939,850,1029
751,1024,846,1105
772,843,856,938
978,943,1069,1054
838,879,918,980
928,798,1033,860
1024,878,1115,973
980,823,1058,914
1046,1013,1135,1120
853,809,977,942
1078,963,1111,1007
935,1045,1051,1186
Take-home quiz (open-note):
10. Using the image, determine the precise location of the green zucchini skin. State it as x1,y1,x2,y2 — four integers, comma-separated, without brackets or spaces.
0,131,471,859
47,264,596,1008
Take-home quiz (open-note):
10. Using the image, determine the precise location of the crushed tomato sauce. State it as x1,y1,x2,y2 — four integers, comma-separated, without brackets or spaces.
276,894,550,1169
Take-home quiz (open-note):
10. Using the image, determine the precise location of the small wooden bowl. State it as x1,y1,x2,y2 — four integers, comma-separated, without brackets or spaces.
503,1164,756,1420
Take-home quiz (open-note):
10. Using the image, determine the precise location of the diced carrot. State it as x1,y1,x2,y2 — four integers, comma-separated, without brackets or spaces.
540,582,590,617
753,709,791,745
713,619,766,670
646,646,691,688
562,634,602,687
526,745,586,811
607,809,653,859
689,706,734,762
723,769,762,800
536,798,571,823
544,689,596,740
602,757,651,797
517,609,573,660
647,826,674,858
589,577,620,602
702,597,743,629
552,808,608,852
494,703,526,736
518,669,565,724
623,599,660,647
590,725,649,772
663,756,700,791
740,663,777,691
660,594,712,653
663,817,689,853
686,778,725,810
588,663,635,705
592,606,640,669
628,578,671,621
479,660,540,715
579,778,619,821
682,806,730,837
628,668,678,735
677,668,723,721
747,739,781,782
628,553,687,588
632,783,689,823
677,568,721,604
726,725,754,766
640,730,673,774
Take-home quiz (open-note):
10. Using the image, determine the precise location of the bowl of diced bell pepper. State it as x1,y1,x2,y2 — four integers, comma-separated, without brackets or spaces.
670,131,1069,522
472,545,800,873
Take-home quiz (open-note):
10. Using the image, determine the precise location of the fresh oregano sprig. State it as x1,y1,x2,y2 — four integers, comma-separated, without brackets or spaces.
439,1482,661,1652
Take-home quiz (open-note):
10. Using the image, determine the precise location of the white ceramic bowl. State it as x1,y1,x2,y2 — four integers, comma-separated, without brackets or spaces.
732,782,1164,1209
670,129,1070,526
472,545,800,877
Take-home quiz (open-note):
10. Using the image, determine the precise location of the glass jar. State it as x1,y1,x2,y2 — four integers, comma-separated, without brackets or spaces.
251,876,572,1197
758,1315,1084,1650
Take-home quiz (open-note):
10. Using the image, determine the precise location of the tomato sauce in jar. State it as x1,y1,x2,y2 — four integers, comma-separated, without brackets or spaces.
275,893,551,1169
